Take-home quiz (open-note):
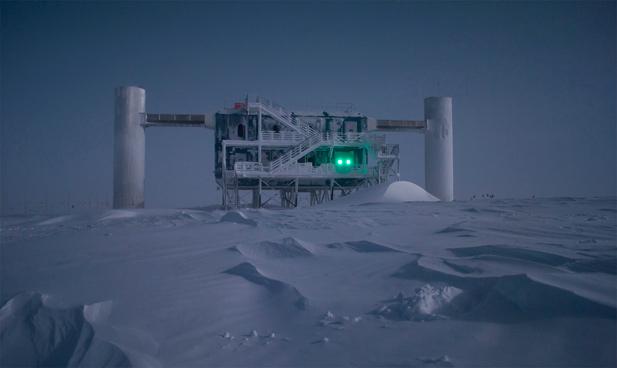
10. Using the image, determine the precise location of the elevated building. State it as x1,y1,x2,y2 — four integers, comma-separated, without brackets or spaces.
113,87,453,208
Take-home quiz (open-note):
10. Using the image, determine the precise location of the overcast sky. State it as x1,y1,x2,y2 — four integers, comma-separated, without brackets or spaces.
1,1,615,211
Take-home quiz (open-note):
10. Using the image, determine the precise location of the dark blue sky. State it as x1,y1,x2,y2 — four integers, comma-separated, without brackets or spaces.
1,1,615,211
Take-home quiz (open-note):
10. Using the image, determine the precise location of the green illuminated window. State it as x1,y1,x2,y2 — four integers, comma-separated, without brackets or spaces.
334,152,355,169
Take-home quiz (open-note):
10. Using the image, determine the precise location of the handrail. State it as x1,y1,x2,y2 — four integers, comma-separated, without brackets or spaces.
269,129,323,172
239,98,373,176
234,161,264,172
260,131,305,142
249,101,303,134
323,132,366,144
234,162,377,178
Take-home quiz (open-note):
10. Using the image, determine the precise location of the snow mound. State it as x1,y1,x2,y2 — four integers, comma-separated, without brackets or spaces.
374,285,462,321
224,262,308,310
219,211,257,226
231,237,314,259
383,181,439,203
0,292,130,367
392,259,617,322
327,181,438,206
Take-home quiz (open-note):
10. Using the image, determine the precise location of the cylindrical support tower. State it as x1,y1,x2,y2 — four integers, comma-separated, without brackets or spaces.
113,86,146,208
424,97,453,201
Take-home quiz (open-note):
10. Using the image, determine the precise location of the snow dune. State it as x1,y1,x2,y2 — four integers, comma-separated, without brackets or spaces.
393,257,616,322
1,197,615,367
219,210,257,226
224,262,309,310
0,292,140,367
0,292,162,368
373,284,463,321
325,240,404,253
230,237,314,259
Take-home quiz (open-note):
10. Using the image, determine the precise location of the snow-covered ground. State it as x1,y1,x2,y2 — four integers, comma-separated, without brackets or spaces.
1,191,616,367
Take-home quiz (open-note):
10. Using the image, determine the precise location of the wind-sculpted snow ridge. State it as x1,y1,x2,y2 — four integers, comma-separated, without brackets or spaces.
566,257,617,275
441,259,484,274
37,215,75,226
98,210,139,222
435,222,476,237
325,240,404,253
224,262,309,310
230,237,314,259
0,292,160,368
219,210,257,226
2,197,615,367
448,245,573,266
417,354,454,367
373,285,463,321
392,258,617,322
96,209,216,224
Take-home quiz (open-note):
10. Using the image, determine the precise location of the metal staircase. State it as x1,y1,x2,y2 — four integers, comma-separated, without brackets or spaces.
268,127,323,173
246,98,325,174
248,99,304,134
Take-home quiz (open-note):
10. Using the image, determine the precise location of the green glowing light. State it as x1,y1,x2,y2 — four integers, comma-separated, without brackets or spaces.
334,152,355,171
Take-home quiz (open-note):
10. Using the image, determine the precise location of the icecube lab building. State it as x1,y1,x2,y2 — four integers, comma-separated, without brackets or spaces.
113,86,453,209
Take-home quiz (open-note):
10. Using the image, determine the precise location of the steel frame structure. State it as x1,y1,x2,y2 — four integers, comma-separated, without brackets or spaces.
216,97,400,208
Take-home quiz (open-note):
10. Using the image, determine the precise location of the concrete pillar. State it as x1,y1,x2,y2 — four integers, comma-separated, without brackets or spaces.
424,97,453,201
113,86,146,208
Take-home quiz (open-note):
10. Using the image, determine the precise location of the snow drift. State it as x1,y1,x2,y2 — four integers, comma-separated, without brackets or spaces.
0,293,161,368
224,262,309,310
393,258,617,322
325,240,404,253
374,285,463,321
327,181,438,206
0,292,130,367
219,210,257,226
230,237,314,259
2,197,615,367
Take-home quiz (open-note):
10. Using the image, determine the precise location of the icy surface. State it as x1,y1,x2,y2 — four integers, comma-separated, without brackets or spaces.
0,292,159,367
1,197,616,367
